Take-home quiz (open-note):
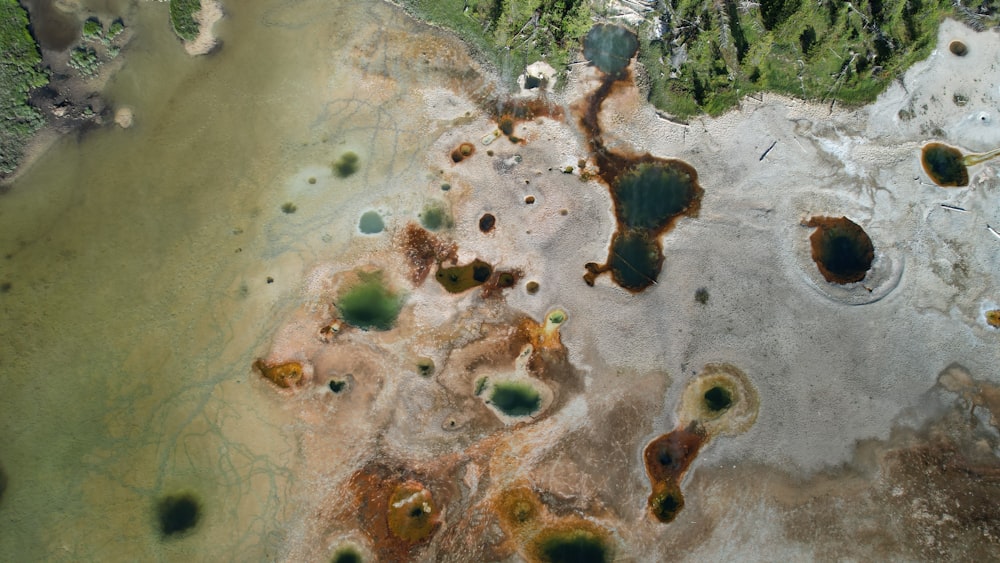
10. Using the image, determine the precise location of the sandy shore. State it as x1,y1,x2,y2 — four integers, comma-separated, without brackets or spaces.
185,0,223,56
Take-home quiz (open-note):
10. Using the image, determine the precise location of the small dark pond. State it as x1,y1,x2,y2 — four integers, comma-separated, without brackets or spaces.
805,216,875,284
583,23,639,77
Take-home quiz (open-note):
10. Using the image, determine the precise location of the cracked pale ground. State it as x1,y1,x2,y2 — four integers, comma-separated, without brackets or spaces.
0,1,998,561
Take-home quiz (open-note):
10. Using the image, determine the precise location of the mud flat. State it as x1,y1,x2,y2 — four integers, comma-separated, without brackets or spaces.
251,14,1000,563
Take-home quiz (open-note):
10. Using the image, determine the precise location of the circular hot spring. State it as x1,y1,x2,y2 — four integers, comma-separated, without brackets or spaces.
785,203,903,305
949,40,968,56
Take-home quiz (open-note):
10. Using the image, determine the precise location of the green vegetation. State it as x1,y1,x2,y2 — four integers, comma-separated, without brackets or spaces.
280,202,297,214
170,0,202,42
694,287,709,305
68,47,101,77
81,16,125,49
75,16,126,75
83,18,103,39
397,0,592,82
489,381,541,416
400,1,1000,118
474,377,489,396
640,0,1000,118
336,271,404,331
108,20,126,41
0,0,49,176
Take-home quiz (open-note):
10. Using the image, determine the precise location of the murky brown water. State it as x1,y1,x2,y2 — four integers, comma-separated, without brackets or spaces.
0,0,449,559
21,0,80,51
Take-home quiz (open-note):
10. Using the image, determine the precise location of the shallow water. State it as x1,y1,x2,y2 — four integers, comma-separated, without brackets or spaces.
0,0,443,559
21,0,80,51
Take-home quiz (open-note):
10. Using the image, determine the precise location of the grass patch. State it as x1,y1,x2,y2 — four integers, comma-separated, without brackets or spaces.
169,0,202,42
83,18,102,39
68,47,101,77
637,0,999,119
396,0,592,86
108,20,125,41
398,1,986,116
0,0,49,176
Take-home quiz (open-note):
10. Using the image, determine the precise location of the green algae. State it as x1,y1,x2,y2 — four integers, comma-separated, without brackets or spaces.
537,528,610,563
358,211,385,234
333,151,360,178
420,201,453,231
489,381,541,416
474,377,489,396
496,272,516,288
649,484,685,524
156,492,201,537
331,547,362,563
695,287,710,305
336,271,404,331
416,357,434,377
435,259,492,293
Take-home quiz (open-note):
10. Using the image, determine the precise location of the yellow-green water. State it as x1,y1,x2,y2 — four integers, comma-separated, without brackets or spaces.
0,0,449,559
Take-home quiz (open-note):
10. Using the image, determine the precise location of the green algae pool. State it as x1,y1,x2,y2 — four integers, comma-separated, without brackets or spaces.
582,23,638,77
359,210,385,234
537,528,610,563
337,271,404,331
489,381,541,417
